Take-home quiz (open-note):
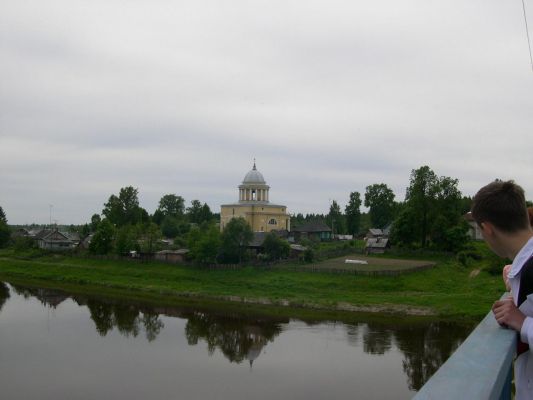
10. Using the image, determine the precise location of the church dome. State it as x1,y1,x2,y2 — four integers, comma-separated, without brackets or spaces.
243,162,266,184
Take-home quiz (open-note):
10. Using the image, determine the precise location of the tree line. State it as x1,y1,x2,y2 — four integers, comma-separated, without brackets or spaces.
3,164,530,256
292,165,477,252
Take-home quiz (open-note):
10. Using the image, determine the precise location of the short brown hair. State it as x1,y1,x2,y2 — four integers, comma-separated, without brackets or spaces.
471,180,529,233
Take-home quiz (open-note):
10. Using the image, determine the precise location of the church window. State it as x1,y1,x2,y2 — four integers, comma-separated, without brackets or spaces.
268,218,277,225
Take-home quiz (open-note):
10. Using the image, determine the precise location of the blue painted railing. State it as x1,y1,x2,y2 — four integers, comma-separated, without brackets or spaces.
414,294,517,400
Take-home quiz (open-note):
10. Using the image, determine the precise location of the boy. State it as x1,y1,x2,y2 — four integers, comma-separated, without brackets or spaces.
471,180,533,399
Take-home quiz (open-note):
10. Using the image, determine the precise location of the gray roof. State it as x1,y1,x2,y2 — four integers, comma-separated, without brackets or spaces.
365,238,389,248
291,221,332,233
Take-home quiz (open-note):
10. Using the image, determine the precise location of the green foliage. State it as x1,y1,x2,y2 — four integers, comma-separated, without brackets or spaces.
89,219,115,255
219,218,253,264
161,216,181,238
139,223,162,253
0,206,7,224
115,225,138,255
303,248,315,263
187,200,213,225
263,232,290,261
90,214,101,232
0,207,10,248
192,226,221,264
364,184,395,229
12,236,36,251
157,194,185,218
102,186,147,227
327,200,345,234
345,191,362,236
395,166,468,251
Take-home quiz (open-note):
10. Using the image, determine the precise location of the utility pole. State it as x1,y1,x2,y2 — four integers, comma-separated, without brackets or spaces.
49,204,53,228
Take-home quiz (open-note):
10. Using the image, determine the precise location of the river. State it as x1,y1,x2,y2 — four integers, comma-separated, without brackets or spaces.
0,281,475,399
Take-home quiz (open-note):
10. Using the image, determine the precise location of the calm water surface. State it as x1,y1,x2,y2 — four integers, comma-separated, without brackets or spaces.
0,281,474,400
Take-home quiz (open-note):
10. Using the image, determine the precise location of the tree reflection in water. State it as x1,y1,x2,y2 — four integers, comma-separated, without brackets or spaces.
2,281,474,387
0,282,10,312
184,311,284,365
346,319,473,391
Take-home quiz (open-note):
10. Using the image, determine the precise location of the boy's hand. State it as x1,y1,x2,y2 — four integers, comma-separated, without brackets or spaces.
492,297,526,331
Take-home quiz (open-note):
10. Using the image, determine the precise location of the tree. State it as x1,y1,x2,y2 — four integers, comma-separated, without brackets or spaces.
139,223,162,253
161,216,181,238
90,214,101,232
157,194,185,218
89,219,115,255
327,200,345,234
102,186,144,227
364,184,395,229
345,191,362,236
187,200,213,225
263,232,290,261
0,206,6,223
115,225,138,255
194,226,221,264
0,206,10,248
219,218,253,263
396,166,468,250
405,166,438,247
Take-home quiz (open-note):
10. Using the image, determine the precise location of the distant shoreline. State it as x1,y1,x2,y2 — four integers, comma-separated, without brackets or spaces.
0,251,503,319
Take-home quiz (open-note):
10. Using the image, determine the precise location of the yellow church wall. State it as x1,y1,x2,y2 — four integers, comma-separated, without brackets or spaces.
220,204,290,232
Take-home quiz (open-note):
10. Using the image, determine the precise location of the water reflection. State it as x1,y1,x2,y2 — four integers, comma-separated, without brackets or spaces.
0,282,9,312
344,320,468,390
1,282,474,391
184,311,283,365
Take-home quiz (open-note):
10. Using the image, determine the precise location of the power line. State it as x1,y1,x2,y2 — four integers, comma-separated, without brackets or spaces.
521,0,533,71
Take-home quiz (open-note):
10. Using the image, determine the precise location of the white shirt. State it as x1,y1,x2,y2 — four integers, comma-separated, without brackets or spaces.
507,236,533,400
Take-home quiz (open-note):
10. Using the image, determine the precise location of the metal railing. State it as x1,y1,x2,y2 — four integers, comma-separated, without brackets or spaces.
414,294,517,400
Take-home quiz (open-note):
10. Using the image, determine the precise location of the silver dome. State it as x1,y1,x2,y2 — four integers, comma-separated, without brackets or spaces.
243,163,266,184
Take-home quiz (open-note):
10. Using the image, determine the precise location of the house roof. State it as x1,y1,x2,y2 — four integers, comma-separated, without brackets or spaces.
365,238,389,248
368,228,383,236
291,221,332,233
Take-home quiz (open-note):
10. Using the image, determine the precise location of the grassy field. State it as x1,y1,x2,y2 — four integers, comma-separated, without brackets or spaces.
0,247,506,320
296,254,435,273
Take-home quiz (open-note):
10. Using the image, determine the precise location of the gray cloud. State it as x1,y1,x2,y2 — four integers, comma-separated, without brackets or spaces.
1,0,532,224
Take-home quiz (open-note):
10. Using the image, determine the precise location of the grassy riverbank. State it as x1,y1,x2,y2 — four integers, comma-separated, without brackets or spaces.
0,248,505,319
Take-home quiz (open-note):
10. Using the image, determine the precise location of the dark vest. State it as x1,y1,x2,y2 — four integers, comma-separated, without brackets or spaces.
517,256,533,356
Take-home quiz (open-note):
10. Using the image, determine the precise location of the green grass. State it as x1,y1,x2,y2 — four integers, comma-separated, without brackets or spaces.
0,248,506,320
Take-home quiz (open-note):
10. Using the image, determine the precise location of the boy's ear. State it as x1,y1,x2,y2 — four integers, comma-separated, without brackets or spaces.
481,221,494,236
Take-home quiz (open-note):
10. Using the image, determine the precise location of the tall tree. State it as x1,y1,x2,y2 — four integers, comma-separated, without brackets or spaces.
345,191,362,236
89,219,115,255
0,206,6,223
263,232,290,261
0,206,10,248
397,166,468,250
327,200,345,234
102,186,144,227
364,184,395,229
90,214,101,232
157,194,185,219
219,218,253,263
405,166,438,247
187,200,213,225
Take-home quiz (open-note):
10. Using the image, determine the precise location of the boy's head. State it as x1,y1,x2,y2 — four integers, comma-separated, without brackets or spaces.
471,180,529,234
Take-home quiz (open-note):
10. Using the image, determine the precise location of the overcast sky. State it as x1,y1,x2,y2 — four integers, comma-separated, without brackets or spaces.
1,0,532,225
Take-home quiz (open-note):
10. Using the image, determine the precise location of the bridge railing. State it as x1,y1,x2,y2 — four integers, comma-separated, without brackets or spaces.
413,294,517,400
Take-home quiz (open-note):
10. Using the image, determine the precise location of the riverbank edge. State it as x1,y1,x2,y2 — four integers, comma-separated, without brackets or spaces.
0,255,493,326
3,274,471,329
